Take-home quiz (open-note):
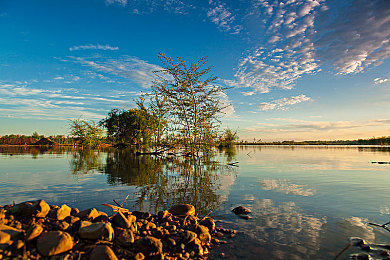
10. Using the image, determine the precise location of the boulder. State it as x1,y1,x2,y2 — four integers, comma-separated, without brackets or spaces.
133,236,162,255
36,231,73,256
168,204,195,217
78,221,114,241
89,245,118,260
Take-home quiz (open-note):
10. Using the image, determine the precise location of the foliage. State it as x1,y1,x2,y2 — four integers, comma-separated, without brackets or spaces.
100,108,157,146
152,53,228,153
69,118,104,148
218,128,238,147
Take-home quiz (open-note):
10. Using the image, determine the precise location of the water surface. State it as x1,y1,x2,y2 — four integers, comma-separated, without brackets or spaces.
1,145,390,259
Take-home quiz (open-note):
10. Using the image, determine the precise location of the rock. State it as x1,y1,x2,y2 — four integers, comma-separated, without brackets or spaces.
14,240,24,250
195,225,211,245
184,230,197,244
0,224,22,240
89,245,118,260
135,252,145,260
168,204,195,217
71,208,79,216
133,236,162,255
78,221,114,241
36,231,73,256
11,200,50,218
76,208,99,220
157,210,169,220
111,211,136,229
199,217,215,233
238,214,252,220
93,214,110,222
64,215,80,225
115,228,134,247
232,206,251,215
0,231,11,244
26,224,44,241
49,204,71,220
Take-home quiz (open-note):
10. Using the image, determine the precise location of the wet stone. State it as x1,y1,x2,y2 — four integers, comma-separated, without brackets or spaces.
232,206,251,215
199,217,215,233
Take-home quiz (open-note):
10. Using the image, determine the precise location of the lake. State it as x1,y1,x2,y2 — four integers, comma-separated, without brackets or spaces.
1,145,390,259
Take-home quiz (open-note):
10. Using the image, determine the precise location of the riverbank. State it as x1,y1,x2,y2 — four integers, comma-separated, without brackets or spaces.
0,200,235,259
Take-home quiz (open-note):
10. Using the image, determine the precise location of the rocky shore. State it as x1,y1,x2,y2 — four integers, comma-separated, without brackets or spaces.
0,200,236,259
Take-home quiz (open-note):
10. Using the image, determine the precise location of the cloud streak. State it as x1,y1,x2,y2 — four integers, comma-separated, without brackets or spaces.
258,94,311,111
69,44,119,51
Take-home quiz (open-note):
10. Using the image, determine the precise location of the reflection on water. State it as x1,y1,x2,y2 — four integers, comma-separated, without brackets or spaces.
1,145,390,259
260,179,315,196
70,149,237,214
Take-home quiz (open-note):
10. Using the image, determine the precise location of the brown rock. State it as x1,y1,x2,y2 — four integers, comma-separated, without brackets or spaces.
26,224,44,241
135,252,145,260
184,230,197,244
133,236,162,255
232,206,251,215
0,224,22,241
199,217,215,233
89,245,118,260
11,200,50,218
37,231,74,256
168,204,195,217
111,211,136,229
76,208,99,220
78,221,114,241
115,228,134,247
50,204,71,220
195,225,211,245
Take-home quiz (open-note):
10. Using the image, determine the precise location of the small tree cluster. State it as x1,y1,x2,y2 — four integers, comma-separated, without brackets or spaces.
69,119,104,148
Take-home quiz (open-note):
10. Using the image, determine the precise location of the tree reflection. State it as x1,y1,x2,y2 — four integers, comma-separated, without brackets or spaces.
70,149,236,215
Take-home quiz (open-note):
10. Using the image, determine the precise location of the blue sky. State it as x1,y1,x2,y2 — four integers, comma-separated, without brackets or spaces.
1,0,390,141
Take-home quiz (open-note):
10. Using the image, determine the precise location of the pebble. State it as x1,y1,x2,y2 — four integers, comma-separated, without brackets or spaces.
89,245,118,260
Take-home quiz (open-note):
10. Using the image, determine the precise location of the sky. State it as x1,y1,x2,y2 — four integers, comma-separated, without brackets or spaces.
0,0,390,141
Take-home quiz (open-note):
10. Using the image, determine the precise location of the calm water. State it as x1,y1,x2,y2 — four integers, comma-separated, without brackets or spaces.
1,145,390,259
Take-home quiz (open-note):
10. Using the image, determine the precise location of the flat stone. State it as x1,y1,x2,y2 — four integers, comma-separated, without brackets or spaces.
36,231,74,256
133,236,162,255
89,245,118,260
78,221,114,241
26,224,44,241
168,204,195,217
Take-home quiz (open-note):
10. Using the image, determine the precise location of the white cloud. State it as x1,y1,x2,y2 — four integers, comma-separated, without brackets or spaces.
207,1,242,34
258,94,311,111
374,77,389,85
68,55,162,88
315,0,390,74
69,44,119,51
105,0,127,7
